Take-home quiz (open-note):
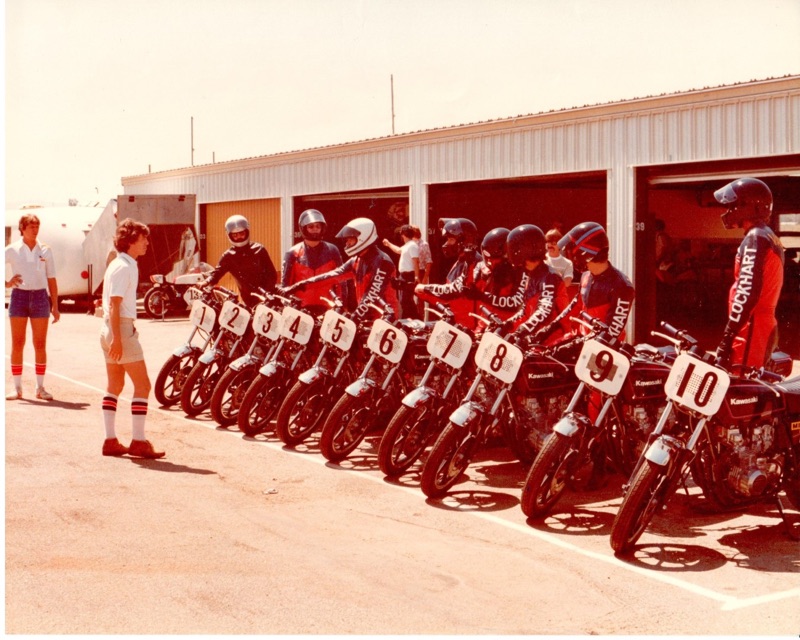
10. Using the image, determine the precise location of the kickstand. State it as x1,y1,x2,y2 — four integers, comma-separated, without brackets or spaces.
775,494,800,541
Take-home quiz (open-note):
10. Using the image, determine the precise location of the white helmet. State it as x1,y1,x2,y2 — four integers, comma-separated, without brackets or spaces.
225,215,250,247
336,217,378,257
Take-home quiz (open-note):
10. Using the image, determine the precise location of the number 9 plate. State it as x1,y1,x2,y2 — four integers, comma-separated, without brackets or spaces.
575,338,631,396
474,332,523,384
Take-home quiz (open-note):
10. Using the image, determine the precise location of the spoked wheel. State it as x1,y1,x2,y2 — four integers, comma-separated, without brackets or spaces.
209,365,257,427
319,393,377,463
378,402,438,478
143,287,171,319
275,378,329,446
237,371,286,437
180,359,225,416
610,460,672,555
419,422,478,499
520,432,580,518
154,352,198,407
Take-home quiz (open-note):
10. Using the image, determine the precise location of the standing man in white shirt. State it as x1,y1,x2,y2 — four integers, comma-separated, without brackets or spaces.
99,218,165,459
5,213,60,400
544,228,574,287
383,224,420,319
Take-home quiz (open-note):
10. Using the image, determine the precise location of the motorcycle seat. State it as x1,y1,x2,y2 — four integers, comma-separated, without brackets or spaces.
775,375,800,414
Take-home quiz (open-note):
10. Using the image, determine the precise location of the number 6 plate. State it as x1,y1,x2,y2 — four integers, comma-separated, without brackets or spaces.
575,338,630,396
320,310,357,351
367,319,408,364
665,353,730,417
427,320,472,369
219,300,252,336
474,332,523,385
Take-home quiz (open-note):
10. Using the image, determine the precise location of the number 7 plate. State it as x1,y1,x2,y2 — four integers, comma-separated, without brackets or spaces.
427,320,472,369
575,338,630,396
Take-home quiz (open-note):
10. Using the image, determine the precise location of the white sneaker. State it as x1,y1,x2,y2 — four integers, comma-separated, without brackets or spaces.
35,387,53,401
6,390,22,401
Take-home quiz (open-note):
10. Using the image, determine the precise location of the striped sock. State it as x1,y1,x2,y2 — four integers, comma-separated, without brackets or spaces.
11,364,23,392
102,394,118,439
35,363,46,389
131,398,148,441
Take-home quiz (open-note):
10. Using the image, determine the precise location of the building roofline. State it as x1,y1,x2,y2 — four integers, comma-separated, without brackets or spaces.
122,74,800,184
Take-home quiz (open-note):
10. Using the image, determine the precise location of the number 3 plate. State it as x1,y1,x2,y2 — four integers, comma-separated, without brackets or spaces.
367,319,408,364
252,304,282,341
575,338,630,396
665,353,730,417
474,332,523,385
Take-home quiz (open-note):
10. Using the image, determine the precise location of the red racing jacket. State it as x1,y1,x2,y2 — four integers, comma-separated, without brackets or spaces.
282,241,346,313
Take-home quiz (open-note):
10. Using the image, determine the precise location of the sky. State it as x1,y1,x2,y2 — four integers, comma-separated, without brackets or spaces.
4,0,800,209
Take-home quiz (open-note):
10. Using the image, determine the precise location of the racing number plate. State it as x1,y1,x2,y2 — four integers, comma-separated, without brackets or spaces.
665,352,730,417
474,332,523,385
219,300,252,337
280,306,315,345
575,338,631,396
252,304,282,341
320,310,357,351
189,300,216,333
183,286,204,305
367,319,408,364
427,320,472,370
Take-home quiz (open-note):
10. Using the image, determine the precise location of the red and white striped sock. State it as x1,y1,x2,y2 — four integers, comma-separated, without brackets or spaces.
102,394,118,439
131,398,148,441
11,364,23,392
35,363,46,389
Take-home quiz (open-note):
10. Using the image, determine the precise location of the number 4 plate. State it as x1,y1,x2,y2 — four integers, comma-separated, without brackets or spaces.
320,310,357,351
474,332,523,385
367,319,408,364
665,353,730,417
575,338,630,396
427,320,472,369
280,307,315,345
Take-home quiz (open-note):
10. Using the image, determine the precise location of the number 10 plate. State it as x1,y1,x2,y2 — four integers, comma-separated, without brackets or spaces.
665,353,730,417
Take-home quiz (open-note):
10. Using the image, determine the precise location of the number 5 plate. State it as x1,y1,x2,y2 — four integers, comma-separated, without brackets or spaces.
320,310,357,351
189,300,216,332
474,332,523,384
427,320,472,369
575,338,630,396
280,307,315,345
367,319,408,364
665,353,730,417
219,300,252,336
252,304,282,341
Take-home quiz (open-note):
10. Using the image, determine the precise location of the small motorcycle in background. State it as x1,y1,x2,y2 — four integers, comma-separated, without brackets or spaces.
143,263,213,319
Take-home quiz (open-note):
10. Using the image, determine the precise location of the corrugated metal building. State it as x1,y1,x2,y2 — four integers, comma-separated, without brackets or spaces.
121,75,800,346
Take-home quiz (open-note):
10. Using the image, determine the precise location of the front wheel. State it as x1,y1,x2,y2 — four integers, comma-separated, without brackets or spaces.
319,392,377,463
180,359,225,416
154,351,198,406
275,378,329,446
419,422,479,499
520,432,578,518
609,460,671,555
143,287,171,319
237,370,286,437
378,402,438,478
209,365,257,427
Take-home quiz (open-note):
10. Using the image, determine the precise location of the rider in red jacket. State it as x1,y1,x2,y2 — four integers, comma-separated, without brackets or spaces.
713,178,785,370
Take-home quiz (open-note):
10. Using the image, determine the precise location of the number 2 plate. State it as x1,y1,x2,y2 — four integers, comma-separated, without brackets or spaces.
574,338,630,396
189,300,216,333
474,332,523,385
280,307,315,345
219,300,252,336
252,304,282,341
427,320,472,369
320,310,357,351
367,319,408,364
665,353,730,417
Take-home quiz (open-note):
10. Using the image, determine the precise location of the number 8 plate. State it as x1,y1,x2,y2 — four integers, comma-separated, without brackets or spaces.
474,332,523,385
664,353,730,417
574,338,630,396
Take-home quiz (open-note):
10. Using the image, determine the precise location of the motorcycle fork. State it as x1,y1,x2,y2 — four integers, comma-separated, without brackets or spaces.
623,400,674,492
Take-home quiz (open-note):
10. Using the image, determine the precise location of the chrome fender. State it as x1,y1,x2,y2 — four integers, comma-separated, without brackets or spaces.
172,344,198,359
402,386,435,409
199,349,222,365
645,436,677,467
258,361,279,377
553,411,593,438
449,401,482,427
345,378,376,398
229,354,258,371
298,366,324,386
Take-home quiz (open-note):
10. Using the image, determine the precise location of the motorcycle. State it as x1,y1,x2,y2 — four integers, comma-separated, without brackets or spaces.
208,291,285,427
377,304,476,478
179,292,253,417
274,294,370,447
236,297,321,437
520,312,674,518
143,264,213,319
152,285,235,407
609,322,800,555
317,302,432,464
419,307,579,499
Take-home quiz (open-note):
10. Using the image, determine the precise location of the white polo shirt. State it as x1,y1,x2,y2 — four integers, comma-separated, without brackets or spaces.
102,252,139,320
398,240,420,273
5,239,56,290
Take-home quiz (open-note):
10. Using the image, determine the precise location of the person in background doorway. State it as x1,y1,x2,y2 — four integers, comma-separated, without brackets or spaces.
5,213,60,401
544,228,574,287
99,219,165,459
713,178,784,370
383,224,420,319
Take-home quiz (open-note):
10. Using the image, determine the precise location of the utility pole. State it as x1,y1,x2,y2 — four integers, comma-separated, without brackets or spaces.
191,116,195,166
390,74,396,135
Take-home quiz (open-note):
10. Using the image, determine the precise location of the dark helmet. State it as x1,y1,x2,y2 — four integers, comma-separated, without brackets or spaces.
481,227,510,261
298,208,327,241
225,215,250,247
507,224,546,268
558,221,609,271
439,217,478,259
714,178,773,230
335,217,378,257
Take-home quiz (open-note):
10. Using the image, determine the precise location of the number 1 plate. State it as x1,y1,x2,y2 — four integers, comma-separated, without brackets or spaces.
427,320,472,369
189,300,216,332
367,319,408,364
474,332,523,384
575,338,630,396
665,353,730,417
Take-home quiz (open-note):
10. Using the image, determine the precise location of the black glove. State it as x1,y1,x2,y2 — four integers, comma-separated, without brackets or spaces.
715,328,735,368
462,285,484,301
